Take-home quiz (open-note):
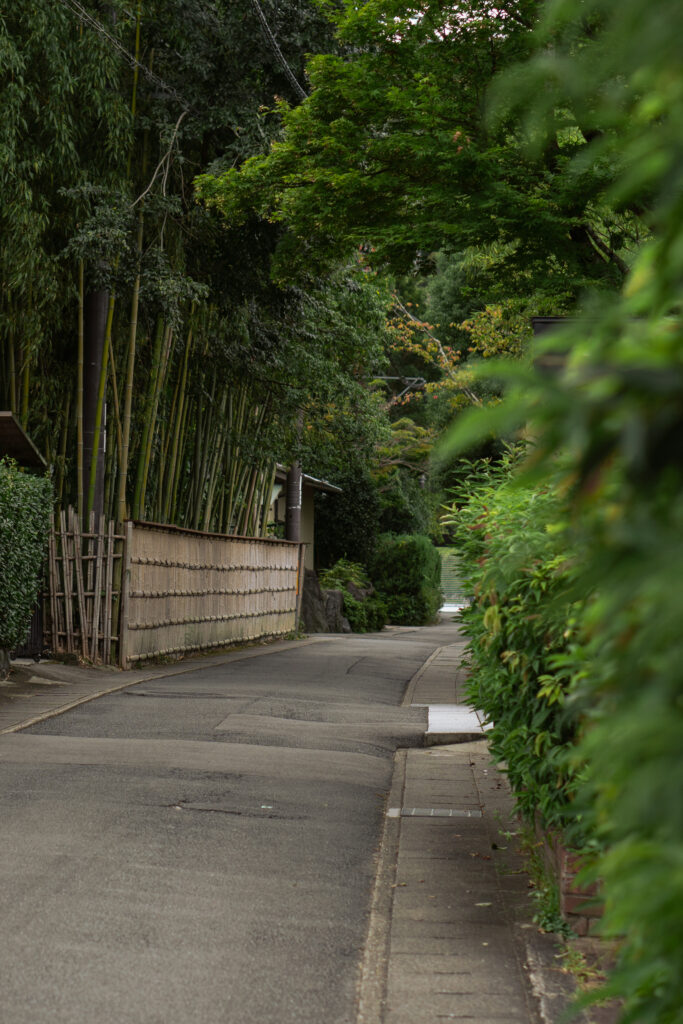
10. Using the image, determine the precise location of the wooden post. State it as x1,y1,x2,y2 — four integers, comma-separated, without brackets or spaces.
48,526,60,654
90,514,105,661
295,542,306,633
72,509,88,659
59,509,73,653
285,463,302,543
118,520,133,669
103,519,115,664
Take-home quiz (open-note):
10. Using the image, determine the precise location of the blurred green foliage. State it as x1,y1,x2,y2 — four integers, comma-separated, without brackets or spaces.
441,0,683,1016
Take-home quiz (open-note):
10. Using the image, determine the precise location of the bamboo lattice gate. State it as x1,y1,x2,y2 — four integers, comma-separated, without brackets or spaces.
48,508,124,664
47,512,305,668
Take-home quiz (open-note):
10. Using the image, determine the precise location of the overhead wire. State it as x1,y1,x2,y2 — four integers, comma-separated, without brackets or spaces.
59,0,309,109
56,0,193,111
247,0,309,101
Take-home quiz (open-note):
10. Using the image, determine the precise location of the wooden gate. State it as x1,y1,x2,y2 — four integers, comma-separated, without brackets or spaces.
47,508,124,665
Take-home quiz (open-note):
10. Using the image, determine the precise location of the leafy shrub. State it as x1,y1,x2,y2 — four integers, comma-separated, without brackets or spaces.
444,451,583,835
319,558,387,632
377,469,434,537
342,591,388,633
370,533,442,625
318,558,370,591
0,459,53,663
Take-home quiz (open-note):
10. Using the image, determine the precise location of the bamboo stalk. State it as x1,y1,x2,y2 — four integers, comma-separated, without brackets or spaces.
20,281,31,427
60,509,74,653
116,207,144,526
132,317,165,518
107,325,123,479
202,390,229,531
7,298,17,413
55,392,71,508
162,320,193,522
86,291,115,517
139,322,173,517
20,343,30,428
169,392,191,524
77,259,84,518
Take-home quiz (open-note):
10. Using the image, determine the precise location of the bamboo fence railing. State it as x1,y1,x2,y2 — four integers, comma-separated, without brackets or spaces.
119,521,305,668
47,511,304,668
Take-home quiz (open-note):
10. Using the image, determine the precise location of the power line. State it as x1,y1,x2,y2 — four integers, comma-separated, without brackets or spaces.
248,0,308,102
57,0,192,111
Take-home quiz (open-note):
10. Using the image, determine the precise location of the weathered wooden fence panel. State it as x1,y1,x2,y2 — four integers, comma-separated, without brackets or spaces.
120,521,304,667
48,508,124,665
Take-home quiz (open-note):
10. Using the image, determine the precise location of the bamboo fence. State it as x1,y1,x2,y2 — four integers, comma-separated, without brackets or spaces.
48,508,124,664
119,521,305,668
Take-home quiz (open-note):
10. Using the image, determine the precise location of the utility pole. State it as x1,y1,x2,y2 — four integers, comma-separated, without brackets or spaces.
285,410,304,542
285,462,302,543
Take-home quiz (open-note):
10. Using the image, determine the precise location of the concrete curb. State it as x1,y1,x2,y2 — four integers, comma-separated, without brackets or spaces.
401,646,445,708
356,748,407,1024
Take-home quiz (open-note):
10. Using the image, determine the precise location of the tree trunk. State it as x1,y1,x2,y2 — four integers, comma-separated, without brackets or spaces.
83,288,109,520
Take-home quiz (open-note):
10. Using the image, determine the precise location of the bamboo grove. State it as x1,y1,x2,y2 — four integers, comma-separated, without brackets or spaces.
1,1,384,533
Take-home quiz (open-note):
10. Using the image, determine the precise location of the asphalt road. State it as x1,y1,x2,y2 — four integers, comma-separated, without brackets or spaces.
0,626,455,1024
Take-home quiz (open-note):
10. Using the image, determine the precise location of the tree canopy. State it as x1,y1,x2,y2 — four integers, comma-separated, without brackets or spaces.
197,0,642,299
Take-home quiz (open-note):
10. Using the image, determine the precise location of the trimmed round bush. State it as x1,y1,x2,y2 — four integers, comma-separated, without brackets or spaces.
370,534,442,626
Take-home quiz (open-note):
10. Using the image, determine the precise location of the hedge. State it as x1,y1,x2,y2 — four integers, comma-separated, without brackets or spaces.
370,533,442,626
445,444,683,1022
0,459,53,665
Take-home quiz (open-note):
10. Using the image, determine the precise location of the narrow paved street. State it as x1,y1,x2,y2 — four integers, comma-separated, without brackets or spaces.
0,626,458,1024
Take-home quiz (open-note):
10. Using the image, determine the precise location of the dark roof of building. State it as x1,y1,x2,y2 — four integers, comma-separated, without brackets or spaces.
274,465,342,494
0,412,46,469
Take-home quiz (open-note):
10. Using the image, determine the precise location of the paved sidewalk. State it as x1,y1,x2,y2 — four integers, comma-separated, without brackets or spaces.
359,635,543,1024
379,744,538,1024
404,638,491,745
360,633,617,1024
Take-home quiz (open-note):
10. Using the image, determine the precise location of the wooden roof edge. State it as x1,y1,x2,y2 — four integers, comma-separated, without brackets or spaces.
0,412,47,469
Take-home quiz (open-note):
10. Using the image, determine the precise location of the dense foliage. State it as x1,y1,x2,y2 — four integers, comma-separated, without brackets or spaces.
440,0,683,1016
444,452,583,834
1,0,391,533
0,460,52,668
370,533,441,625
198,0,640,294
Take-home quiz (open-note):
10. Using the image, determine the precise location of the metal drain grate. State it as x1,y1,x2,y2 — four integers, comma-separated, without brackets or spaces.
386,807,483,818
